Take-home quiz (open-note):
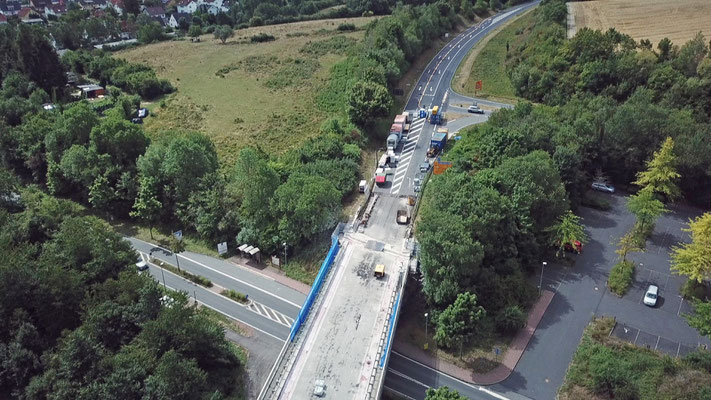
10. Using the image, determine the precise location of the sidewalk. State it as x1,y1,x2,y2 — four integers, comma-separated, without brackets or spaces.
226,255,311,295
393,290,555,385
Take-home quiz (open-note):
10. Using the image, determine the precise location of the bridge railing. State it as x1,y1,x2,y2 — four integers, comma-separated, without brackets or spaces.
257,223,344,400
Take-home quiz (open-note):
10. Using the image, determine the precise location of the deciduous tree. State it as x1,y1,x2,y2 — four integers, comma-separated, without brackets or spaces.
213,25,234,44
131,176,162,239
425,386,467,400
627,186,667,238
671,213,711,283
548,210,587,257
633,136,681,200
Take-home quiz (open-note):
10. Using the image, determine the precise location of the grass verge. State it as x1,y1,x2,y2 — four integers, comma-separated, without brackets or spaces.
150,256,213,287
395,280,512,374
454,8,536,102
221,289,249,304
607,260,634,296
559,317,711,400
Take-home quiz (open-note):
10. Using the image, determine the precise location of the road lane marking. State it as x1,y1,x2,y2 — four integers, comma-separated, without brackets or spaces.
133,242,302,310
390,352,513,400
147,264,286,342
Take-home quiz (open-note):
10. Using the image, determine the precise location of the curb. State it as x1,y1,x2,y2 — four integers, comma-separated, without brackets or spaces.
393,289,555,385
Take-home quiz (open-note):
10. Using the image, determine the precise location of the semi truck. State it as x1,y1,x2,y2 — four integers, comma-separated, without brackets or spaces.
375,168,386,186
387,122,403,152
427,131,447,157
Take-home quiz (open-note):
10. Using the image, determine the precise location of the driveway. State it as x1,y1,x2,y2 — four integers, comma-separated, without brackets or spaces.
493,192,710,400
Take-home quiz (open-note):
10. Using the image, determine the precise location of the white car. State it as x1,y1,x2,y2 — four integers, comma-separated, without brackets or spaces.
467,104,484,114
591,182,615,193
643,284,659,307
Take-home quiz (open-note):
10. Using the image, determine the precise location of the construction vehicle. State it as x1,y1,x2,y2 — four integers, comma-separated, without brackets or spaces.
396,209,410,224
427,132,447,157
374,264,385,278
429,105,442,125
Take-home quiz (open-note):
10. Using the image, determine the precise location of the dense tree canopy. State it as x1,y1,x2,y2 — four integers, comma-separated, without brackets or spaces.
0,190,243,399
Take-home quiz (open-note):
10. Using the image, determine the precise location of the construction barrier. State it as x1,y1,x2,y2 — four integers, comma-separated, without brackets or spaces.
288,230,341,342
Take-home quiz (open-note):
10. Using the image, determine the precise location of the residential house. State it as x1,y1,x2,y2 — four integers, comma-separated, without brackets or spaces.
176,0,196,14
176,0,227,15
168,11,189,29
77,0,107,11
142,5,164,18
44,2,66,17
109,0,122,15
0,0,22,16
29,0,50,11
17,7,34,20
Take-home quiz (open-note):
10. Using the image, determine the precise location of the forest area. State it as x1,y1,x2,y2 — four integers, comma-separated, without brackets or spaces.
417,0,711,355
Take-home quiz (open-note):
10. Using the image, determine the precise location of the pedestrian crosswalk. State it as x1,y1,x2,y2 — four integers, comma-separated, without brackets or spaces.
247,301,294,328
390,116,426,194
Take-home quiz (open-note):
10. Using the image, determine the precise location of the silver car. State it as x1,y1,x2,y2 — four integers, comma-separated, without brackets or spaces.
591,182,615,193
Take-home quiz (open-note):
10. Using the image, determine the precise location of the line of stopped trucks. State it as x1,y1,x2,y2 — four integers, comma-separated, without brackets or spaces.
372,106,446,190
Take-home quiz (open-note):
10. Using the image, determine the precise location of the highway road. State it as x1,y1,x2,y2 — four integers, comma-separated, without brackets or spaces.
128,3,541,398
132,239,513,400
141,256,291,340
376,1,537,198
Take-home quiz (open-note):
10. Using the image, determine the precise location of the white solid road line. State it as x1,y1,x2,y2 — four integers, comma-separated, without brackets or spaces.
391,351,513,400
147,262,286,342
132,238,302,309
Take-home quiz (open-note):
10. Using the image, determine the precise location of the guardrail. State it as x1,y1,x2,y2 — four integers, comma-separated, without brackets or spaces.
289,232,340,342
258,224,344,400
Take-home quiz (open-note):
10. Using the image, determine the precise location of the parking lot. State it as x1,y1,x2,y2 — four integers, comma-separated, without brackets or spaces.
610,320,698,357
538,192,710,355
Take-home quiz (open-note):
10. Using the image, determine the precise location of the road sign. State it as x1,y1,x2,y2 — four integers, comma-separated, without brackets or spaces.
494,347,501,356
217,241,228,255
173,230,182,241
433,159,453,175
271,256,280,266
475,80,483,90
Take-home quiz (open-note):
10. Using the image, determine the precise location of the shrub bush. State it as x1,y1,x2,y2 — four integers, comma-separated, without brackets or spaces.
337,23,356,31
682,279,709,300
685,350,711,373
221,289,248,303
608,260,635,296
495,305,527,334
251,33,276,43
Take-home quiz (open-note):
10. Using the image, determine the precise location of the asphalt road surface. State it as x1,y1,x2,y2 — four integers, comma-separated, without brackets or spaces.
142,259,291,340
376,1,538,198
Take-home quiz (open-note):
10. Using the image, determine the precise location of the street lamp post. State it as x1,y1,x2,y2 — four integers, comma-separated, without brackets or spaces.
160,266,166,289
539,261,547,295
424,312,429,343
283,242,287,267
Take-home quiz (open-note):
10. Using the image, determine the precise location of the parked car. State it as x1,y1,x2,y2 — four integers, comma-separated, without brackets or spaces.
467,104,484,114
420,162,430,173
136,260,148,271
643,284,659,307
137,108,149,118
591,182,615,193
564,240,583,254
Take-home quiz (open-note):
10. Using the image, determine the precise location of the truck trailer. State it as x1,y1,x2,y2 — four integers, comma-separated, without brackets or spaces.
427,132,447,157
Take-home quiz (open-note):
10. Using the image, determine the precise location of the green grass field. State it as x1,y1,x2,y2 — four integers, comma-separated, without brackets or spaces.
455,9,536,102
118,17,374,167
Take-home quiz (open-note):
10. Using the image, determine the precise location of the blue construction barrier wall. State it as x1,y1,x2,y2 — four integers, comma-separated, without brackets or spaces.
289,234,340,342
379,292,401,367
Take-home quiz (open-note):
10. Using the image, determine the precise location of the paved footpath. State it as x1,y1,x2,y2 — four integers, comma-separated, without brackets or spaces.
225,255,311,295
393,290,555,385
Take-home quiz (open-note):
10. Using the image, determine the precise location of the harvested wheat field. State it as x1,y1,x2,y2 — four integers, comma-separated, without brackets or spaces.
568,0,711,46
